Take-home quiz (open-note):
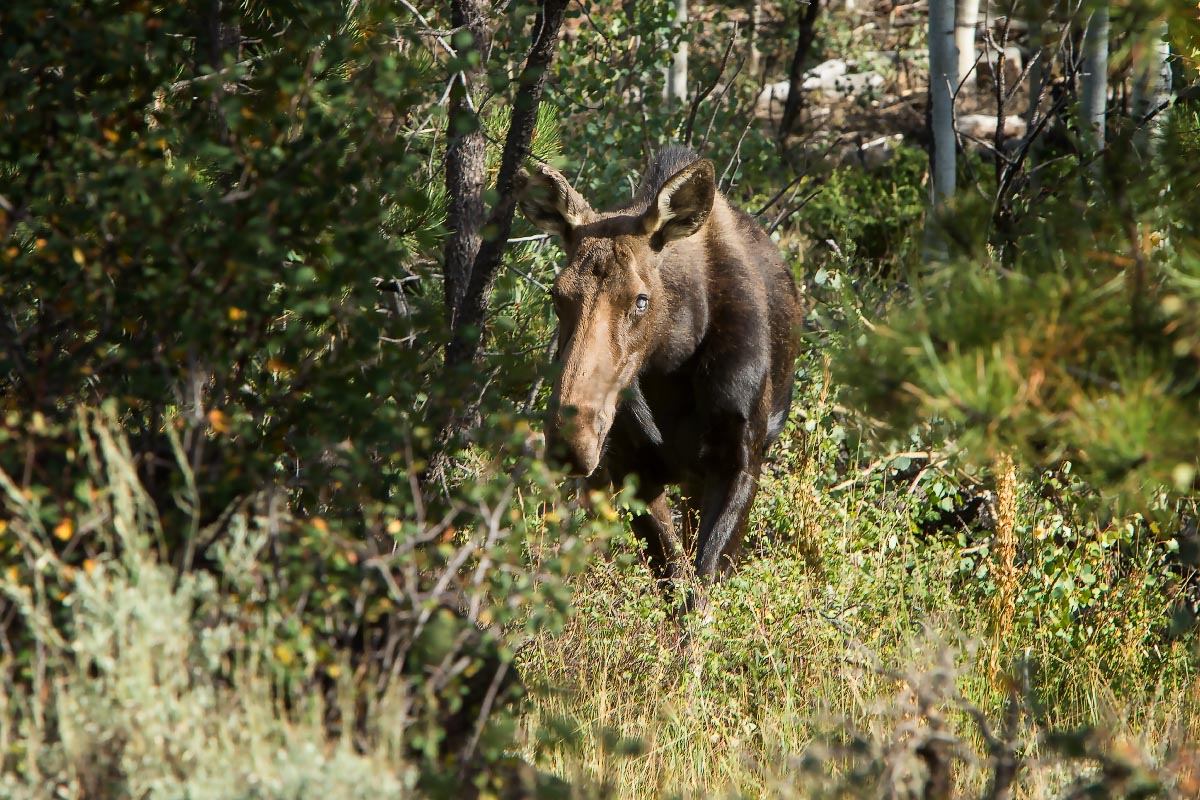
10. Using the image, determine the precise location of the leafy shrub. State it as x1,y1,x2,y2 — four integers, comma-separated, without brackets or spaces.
0,2,616,796
797,145,928,271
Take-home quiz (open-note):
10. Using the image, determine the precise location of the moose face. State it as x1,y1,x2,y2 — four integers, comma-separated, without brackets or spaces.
518,159,716,476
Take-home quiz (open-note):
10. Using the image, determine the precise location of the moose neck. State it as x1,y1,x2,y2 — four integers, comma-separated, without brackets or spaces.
640,196,736,375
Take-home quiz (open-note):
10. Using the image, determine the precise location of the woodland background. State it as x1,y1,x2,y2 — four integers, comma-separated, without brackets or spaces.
1,0,1199,797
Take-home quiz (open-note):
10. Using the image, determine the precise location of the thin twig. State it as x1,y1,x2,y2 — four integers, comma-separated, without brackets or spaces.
766,187,820,234
829,450,942,493
753,173,807,217
682,24,738,147
718,102,756,190
397,0,457,57
168,52,275,95
701,52,747,154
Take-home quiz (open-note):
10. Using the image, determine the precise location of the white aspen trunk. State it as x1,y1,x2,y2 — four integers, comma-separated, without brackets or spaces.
667,0,689,105
955,0,981,91
1079,3,1110,152
748,0,762,77
1131,23,1171,154
925,0,958,260
930,0,958,203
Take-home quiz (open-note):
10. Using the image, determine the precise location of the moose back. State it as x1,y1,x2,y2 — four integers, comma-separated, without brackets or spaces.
518,147,802,582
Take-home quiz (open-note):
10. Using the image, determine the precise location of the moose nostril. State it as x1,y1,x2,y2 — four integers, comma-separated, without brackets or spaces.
546,442,593,478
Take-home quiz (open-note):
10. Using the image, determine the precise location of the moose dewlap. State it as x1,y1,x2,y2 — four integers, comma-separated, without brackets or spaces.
518,147,802,583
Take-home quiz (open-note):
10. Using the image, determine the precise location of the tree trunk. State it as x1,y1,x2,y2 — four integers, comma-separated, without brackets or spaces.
667,0,689,104
747,0,762,78
955,0,981,92
443,0,491,327
1025,8,1048,124
928,0,958,203
426,0,572,496
196,0,241,147
778,0,822,139
925,0,958,259
1131,23,1171,156
1079,3,1109,152
444,0,570,371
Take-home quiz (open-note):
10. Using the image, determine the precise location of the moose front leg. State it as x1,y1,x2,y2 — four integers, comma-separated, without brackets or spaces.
631,489,687,582
693,420,764,580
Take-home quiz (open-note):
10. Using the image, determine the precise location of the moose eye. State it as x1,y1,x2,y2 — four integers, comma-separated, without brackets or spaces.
634,294,650,313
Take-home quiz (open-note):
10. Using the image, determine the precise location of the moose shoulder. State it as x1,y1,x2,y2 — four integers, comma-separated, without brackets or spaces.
518,147,802,583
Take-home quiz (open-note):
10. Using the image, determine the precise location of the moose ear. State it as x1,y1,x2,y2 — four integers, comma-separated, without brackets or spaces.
516,162,590,239
642,159,716,247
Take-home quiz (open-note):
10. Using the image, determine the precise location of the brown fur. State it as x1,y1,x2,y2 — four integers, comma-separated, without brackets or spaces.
518,147,802,582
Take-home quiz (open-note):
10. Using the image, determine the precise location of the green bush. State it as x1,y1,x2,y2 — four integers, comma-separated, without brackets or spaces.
797,145,928,272
0,2,614,795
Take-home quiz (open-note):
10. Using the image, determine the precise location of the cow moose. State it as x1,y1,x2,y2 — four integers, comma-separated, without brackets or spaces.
518,147,802,588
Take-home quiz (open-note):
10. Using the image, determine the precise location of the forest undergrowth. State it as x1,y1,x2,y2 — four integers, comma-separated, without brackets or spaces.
2,0,1198,798
519,358,1200,798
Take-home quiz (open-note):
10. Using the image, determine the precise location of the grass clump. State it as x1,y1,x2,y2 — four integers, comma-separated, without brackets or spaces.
518,365,1200,798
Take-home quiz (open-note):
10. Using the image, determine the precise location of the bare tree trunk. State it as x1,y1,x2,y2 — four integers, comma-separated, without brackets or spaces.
778,0,822,139
1079,2,1109,152
196,0,241,147
1025,7,1049,124
1131,23,1171,156
445,0,571,370
1021,0,1059,187
955,0,981,92
667,0,689,105
426,0,572,495
747,0,762,78
925,0,958,259
929,0,958,203
443,0,491,326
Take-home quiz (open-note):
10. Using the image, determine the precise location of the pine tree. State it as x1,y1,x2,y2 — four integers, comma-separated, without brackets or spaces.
834,5,1200,505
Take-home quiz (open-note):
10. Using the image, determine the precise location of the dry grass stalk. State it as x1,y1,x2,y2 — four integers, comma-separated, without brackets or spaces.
989,451,1018,680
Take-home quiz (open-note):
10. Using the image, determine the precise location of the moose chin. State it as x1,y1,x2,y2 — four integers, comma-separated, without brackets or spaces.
518,146,802,586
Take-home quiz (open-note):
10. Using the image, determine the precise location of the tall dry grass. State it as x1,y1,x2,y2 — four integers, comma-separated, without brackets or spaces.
518,420,1200,798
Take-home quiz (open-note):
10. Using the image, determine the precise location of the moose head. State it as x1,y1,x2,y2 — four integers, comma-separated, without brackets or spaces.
518,158,717,477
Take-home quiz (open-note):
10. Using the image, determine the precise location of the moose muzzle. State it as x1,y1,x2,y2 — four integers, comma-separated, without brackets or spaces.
545,402,614,478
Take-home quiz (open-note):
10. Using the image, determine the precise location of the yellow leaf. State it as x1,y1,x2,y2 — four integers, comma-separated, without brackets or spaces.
102,128,119,143
311,518,329,534
72,247,85,266
228,307,246,321
326,664,342,678
5,566,17,582
273,644,295,666
82,558,97,575
53,518,74,541
207,409,231,433
0,519,8,534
